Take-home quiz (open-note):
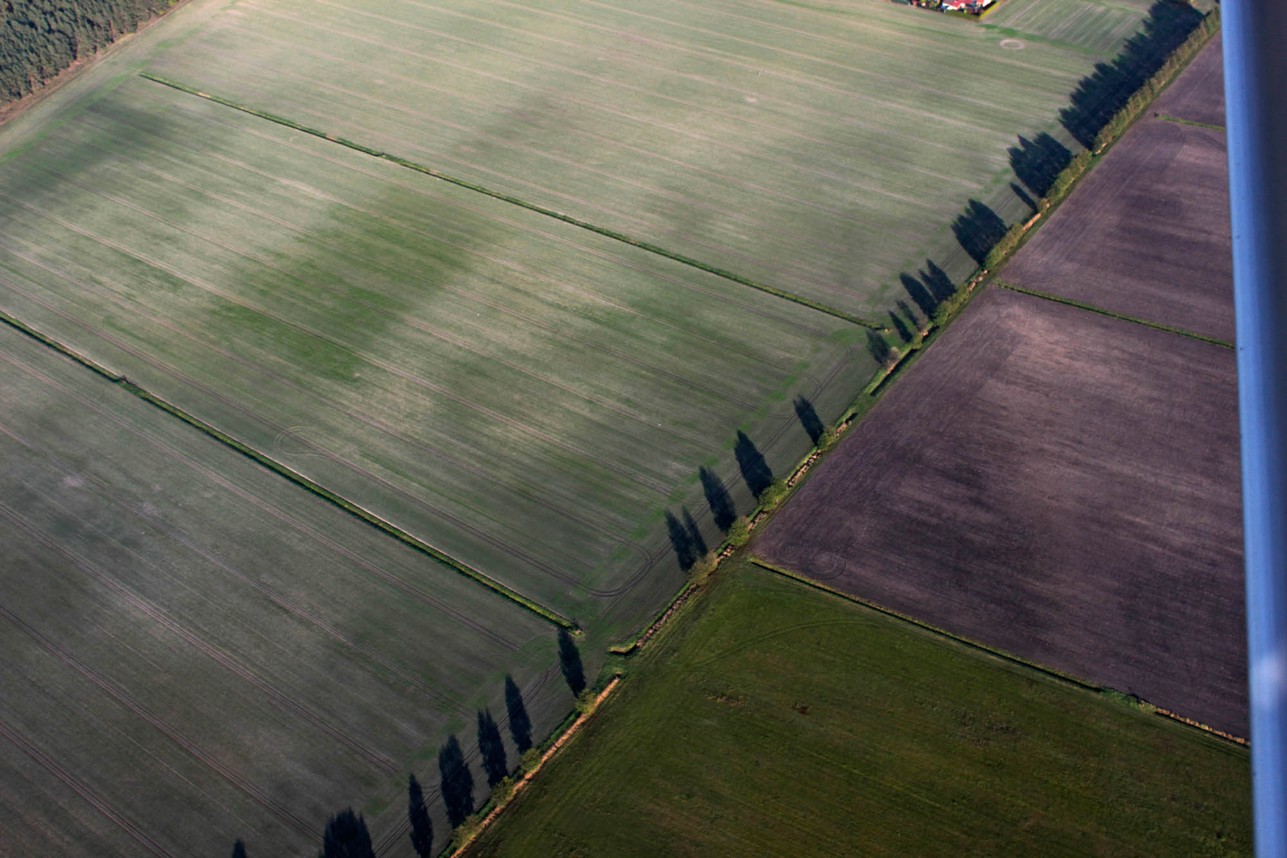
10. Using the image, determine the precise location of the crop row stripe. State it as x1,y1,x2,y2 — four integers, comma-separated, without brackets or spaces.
137,72,886,331
0,308,576,629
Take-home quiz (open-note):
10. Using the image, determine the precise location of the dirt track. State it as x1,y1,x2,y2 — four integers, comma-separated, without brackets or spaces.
756,286,1245,736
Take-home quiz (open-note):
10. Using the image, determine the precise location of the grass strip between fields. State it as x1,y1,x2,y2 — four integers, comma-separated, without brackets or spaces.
995,280,1234,349
136,72,885,331
748,557,1246,745
0,307,575,629
1154,112,1225,132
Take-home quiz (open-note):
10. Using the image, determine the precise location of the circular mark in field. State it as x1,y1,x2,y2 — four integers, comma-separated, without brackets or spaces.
1000,38,1025,50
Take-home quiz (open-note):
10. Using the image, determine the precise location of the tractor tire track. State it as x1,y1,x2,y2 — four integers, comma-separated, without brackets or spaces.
0,501,400,776
0,605,315,838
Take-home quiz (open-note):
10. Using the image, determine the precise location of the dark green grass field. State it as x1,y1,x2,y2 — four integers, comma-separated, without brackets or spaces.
473,563,1251,856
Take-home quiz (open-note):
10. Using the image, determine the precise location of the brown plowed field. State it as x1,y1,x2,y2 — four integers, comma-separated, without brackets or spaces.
755,288,1246,736
1151,38,1225,128
1003,41,1232,343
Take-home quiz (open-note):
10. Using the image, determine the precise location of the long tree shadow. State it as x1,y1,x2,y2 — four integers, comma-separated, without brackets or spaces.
666,510,697,571
557,627,586,697
887,309,913,344
682,508,707,559
319,808,374,858
1060,1,1205,148
901,272,938,319
231,840,248,858
734,431,774,499
476,710,508,787
952,200,1009,267
793,396,826,446
1009,133,1073,198
896,299,920,333
699,466,737,533
438,736,475,828
900,260,958,321
504,675,533,753
407,774,434,858
866,329,892,366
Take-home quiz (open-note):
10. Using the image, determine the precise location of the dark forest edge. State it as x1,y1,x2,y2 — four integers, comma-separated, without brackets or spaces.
0,0,178,107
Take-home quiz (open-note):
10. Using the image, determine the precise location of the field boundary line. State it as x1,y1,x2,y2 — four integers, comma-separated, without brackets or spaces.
748,557,1248,746
451,675,624,857
0,307,575,629
995,281,1234,349
136,72,884,331
1153,112,1225,132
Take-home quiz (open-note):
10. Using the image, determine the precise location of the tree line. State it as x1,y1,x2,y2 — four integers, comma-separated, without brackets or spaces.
0,0,175,105
228,645,590,857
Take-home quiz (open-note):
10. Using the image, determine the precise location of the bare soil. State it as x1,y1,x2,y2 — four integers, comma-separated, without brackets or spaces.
755,288,1246,736
1003,109,1232,341
1151,38,1225,128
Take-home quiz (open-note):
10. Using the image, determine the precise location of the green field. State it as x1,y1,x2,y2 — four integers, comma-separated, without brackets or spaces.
0,0,1221,853
0,74,873,638
473,563,1251,856
0,0,1186,641
0,322,567,856
140,0,1160,317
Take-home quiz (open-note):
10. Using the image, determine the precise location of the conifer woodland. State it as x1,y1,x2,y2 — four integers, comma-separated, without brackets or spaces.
1,0,174,103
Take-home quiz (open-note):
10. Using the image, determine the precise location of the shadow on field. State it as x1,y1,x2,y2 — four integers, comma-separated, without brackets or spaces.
438,735,475,828
320,808,374,858
1009,133,1073,198
407,774,434,857
952,200,1009,267
504,675,533,753
1060,0,1205,148
793,396,826,446
900,260,957,320
735,431,775,499
666,507,708,571
1011,181,1038,213
476,709,508,787
888,308,914,344
700,466,737,533
866,329,893,366
558,627,587,697
896,299,920,334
